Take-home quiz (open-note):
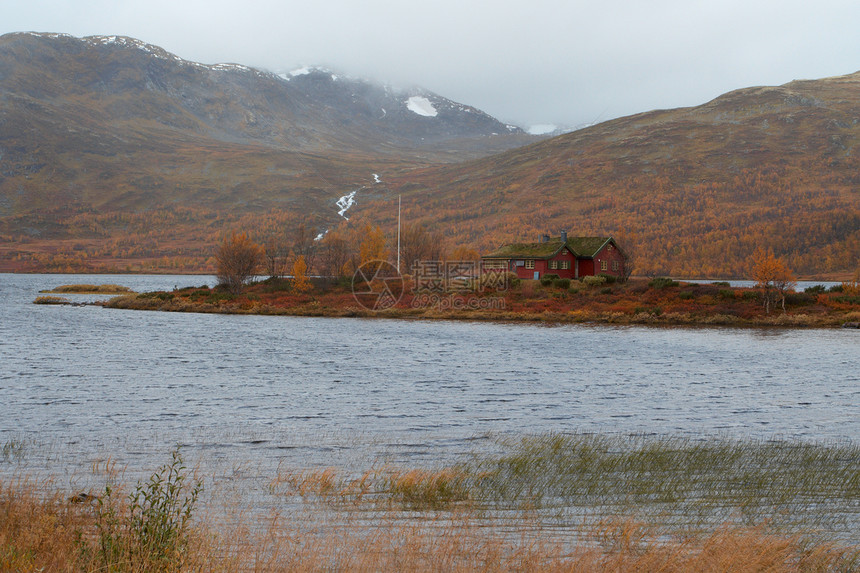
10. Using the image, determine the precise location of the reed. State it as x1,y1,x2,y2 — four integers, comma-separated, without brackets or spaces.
463,433,860,536
3,479,858,572
385,467,471,509
1,439,26,462
4,434,860,571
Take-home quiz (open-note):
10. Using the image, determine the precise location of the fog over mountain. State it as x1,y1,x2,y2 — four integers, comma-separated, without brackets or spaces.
2,0,859,131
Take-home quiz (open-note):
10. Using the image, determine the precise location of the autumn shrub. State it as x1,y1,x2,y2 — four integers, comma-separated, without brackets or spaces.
805,285,827,294
599,273,617,284
600,287,613,295
649,277,678,289
712,281,731,287
189,289,211,300
216,231,263,294
137,291,174,301
79,449,203,572
582,275,606,288
553,278,571,289
259,277,291,292
477,271,518,291
539,274,558,286
33,295,70,304
679,291,694,300
206,292,235,304
842,279,860,296
718,289,735,299
291,255,313,294
785,291,814,305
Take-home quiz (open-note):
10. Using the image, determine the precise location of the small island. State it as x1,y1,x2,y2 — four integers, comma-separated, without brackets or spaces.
40,284,137,295
102,275,860,328
98,232,859,328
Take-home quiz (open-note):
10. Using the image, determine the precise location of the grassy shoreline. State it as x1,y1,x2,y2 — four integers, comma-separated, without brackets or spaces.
3,433,860,571
98,277,860,329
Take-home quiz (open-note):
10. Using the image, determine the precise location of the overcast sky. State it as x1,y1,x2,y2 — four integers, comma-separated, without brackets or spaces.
2,0,859,131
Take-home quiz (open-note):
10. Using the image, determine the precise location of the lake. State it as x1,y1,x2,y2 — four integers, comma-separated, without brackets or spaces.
1,273,858,491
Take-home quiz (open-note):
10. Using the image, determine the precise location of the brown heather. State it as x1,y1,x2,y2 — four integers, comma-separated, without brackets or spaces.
101,278,860,328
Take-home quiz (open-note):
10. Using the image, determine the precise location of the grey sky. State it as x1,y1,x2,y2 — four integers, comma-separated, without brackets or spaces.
2,0,858,130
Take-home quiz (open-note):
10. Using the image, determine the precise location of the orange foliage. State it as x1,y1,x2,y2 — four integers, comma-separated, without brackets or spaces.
291,255,313,294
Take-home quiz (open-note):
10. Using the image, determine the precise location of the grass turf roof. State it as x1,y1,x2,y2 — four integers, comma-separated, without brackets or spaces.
483,237,613,259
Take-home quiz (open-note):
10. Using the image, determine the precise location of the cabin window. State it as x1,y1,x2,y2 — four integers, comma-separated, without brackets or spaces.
560,260,570,270
484,260,507,269
526,260,535,269
612,260,619,271
549,260,558,270
601,260,608,271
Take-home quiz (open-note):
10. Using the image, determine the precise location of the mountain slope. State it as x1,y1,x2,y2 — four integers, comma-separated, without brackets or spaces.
1,32,857,278
0,32,534,223
362,72,860,278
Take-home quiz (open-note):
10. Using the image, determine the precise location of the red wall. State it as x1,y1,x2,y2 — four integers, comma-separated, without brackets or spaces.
592,243,626,278
512,249,577,279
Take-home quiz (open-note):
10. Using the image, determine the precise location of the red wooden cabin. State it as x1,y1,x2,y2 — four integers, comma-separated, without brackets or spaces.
481,232,627,280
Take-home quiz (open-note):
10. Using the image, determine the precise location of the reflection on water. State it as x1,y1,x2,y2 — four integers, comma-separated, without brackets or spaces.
1,274,859,487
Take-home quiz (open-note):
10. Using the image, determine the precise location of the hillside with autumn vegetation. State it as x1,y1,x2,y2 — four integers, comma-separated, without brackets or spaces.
0,32,535,273
356,71,860,279
0,32,857,278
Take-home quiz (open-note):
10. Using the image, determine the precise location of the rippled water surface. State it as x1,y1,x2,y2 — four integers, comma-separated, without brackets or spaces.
2,273,859,485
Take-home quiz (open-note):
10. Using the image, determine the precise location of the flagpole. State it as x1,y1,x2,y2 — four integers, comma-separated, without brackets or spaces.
396,195,401,273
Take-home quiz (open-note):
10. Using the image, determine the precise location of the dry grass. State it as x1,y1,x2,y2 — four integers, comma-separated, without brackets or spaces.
41,284,136,294
32,295,71,305
3,480,858,572
5,436,860,571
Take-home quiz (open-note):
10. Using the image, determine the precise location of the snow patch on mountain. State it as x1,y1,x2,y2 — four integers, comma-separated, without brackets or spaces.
407,96,438,117
278,66,339,81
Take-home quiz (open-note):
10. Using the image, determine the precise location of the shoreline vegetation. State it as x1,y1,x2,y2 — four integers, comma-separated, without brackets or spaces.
3,433,860,571
92,276,860,328
39,283,137,294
